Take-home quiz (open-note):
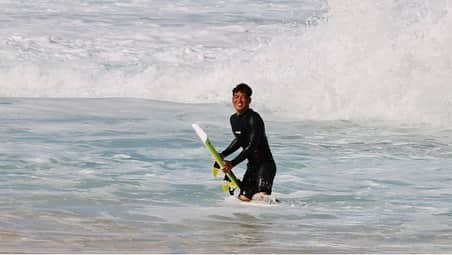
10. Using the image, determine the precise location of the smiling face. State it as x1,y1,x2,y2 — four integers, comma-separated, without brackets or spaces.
232,90,251,115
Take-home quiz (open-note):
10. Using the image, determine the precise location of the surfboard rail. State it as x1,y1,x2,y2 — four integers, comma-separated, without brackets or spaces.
192,123,241,190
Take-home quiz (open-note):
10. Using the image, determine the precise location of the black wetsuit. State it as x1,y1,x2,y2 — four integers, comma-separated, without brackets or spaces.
220,108,276,199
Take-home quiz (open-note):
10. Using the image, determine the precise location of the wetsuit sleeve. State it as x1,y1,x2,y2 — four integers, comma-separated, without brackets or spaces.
220,137,240,158
230,114,261,167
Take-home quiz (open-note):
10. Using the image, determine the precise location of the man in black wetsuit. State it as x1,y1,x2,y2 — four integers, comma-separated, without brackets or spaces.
220,83,276,202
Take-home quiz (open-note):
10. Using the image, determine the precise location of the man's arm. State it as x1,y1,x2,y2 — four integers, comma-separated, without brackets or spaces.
220,137,240,158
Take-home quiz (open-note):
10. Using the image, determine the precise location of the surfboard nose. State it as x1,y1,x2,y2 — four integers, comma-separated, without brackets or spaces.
192,123,207,142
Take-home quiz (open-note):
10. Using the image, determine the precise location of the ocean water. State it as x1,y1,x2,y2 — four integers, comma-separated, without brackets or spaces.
1,0,452,253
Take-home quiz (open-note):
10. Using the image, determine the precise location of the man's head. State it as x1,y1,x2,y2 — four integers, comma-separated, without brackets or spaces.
232,83,252,114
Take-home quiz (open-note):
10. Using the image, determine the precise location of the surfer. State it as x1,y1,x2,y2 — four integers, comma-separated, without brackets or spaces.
220,83,276,202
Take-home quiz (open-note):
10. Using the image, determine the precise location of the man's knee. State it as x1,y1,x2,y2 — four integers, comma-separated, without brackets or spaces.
239,195,251,202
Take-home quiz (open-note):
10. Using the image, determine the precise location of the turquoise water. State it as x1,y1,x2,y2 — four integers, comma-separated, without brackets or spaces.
2,0,452,252
1,98,451,252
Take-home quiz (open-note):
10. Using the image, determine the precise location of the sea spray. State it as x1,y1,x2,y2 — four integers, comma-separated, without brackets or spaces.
1,0,451,125
230,0,452,125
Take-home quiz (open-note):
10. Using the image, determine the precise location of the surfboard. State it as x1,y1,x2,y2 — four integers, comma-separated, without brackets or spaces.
192,124,241,191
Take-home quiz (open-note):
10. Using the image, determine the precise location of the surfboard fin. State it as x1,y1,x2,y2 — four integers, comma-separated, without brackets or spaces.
221,181,237,195
211,167,219,178
211,162,220,178
221,181,229,192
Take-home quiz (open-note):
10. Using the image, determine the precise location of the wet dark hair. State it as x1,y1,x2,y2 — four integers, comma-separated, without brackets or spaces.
232,83,252,97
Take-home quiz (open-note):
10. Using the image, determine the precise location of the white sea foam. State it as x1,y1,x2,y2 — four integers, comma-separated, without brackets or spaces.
239,0,452,125
1,0,451,126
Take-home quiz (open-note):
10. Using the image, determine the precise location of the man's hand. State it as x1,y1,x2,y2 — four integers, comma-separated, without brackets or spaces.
222,160,233,173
